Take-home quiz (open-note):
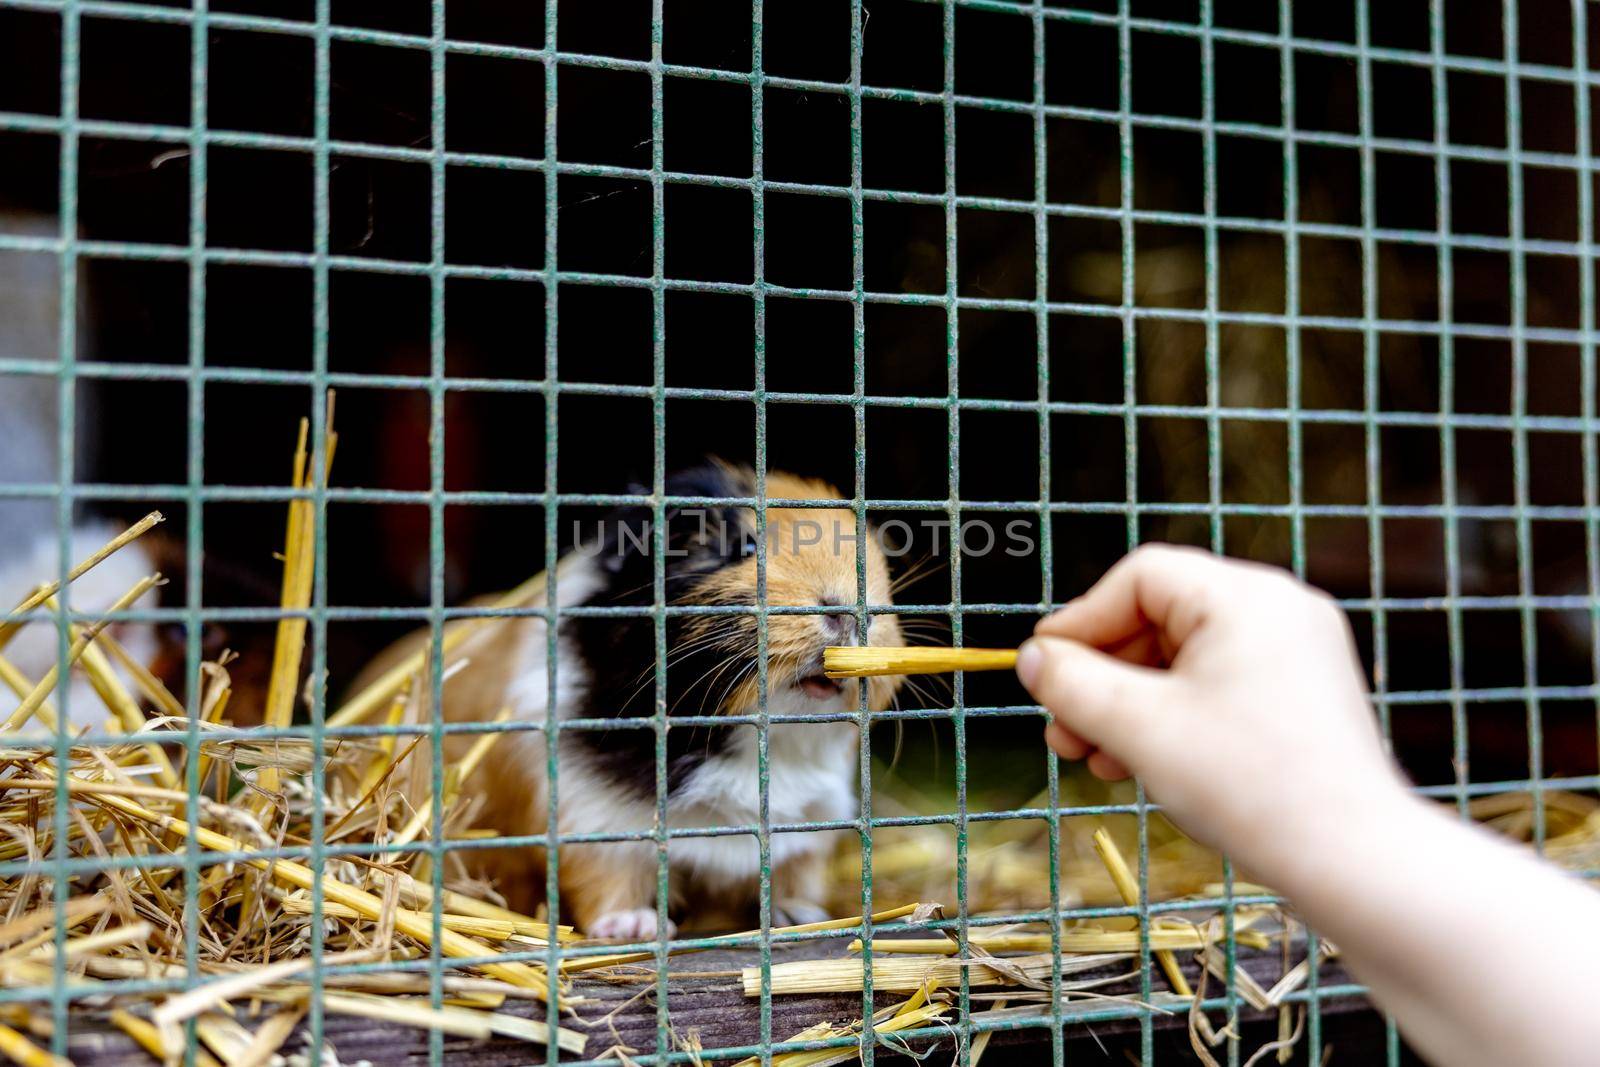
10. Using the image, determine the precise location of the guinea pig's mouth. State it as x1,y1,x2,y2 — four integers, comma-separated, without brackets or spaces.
795,671,842,699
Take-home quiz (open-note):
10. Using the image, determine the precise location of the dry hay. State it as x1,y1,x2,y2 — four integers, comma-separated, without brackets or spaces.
0,410,585,1065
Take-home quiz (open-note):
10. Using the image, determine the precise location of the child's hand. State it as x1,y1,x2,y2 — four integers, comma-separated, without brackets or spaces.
1019,544,1600,1067
1016,544,1408,876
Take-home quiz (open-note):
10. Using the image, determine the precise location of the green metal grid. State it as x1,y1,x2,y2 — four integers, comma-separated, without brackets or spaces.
0,0,1595,1065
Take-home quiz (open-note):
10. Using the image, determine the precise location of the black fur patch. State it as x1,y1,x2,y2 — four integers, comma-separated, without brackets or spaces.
565,463,759,800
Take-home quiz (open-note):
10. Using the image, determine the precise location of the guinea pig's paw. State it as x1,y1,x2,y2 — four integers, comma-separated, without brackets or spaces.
773,901,832,928
586,908,675,942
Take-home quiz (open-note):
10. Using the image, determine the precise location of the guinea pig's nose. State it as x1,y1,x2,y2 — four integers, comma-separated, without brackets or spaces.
818,597,856,640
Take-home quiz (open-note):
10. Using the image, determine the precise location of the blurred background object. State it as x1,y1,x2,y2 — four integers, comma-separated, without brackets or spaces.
0,208,166,725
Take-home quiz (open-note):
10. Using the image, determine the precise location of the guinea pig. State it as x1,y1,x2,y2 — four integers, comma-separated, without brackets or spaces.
372,460,904,939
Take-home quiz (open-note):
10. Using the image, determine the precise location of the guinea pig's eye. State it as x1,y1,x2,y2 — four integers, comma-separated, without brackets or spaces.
738,530,759,558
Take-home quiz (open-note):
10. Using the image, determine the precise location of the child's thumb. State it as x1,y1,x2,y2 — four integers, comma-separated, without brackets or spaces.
1015,636,1168,758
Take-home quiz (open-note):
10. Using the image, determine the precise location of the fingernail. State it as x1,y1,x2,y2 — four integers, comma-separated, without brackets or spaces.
1015,639,1042,688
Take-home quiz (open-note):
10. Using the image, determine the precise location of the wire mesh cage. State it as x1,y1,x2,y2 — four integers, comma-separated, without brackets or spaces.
0,0,1597,1064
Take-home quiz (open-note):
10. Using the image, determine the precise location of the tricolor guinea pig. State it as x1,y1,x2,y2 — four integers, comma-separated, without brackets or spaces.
379,461,904,939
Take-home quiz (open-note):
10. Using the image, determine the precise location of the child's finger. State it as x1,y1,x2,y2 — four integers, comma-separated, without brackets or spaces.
1044,720,1091,760
1034,543,1237,651
1086,751,1132,781
1103,625,1168,668
1016,636,1168,758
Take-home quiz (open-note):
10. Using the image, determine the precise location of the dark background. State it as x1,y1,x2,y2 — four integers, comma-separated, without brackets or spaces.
2,0,1597,806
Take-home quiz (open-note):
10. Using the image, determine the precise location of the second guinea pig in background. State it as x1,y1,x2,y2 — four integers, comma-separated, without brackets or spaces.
363,460,905,938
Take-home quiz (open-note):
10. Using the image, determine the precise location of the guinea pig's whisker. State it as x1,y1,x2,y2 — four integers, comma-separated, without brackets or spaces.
703,670,755,757
614,637,723,712
617,652,726,716
614,672,668,715
669,660,731,716
680,659,758,757
616,627,735,695
658,628,734,665
894,675,929,706
896,673,950,709
886,718,906,777
614,634,735,713
888,552,948,596
671,651,755,718
894,621,954,643
599,569,718,606
667,578,756,606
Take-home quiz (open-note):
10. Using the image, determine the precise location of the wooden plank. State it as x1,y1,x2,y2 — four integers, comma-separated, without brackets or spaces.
61,939,1366,1065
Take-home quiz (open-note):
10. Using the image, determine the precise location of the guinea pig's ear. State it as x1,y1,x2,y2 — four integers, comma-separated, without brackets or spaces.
662,461,755,566
666,460,752,502
592,500,654,575
592,463,752,576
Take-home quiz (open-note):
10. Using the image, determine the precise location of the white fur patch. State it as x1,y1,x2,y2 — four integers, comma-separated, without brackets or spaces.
502,556,604,725
667,696,858,891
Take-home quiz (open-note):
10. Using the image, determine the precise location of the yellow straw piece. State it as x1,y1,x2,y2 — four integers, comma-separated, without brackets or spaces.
392,708,512,848
111,1009,224,1067
822,646,1018,678
255,415,322,812
0,656,55,726
563,902,933,973
746,950,1123,996
1092,827,1194,999
0,1021,71,1067
0,510,164,650
276,898,554,944
43,594,178,789
850,922,1273,956
3,573,163,732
